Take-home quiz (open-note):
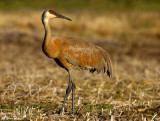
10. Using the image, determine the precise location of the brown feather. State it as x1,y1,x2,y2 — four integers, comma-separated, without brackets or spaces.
47,37,113,78
43,36,113,78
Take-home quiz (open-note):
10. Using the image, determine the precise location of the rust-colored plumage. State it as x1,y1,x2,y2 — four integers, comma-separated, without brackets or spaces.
41,10,113,114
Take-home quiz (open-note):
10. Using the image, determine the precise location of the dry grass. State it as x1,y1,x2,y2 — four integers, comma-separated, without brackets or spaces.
0,11,160,120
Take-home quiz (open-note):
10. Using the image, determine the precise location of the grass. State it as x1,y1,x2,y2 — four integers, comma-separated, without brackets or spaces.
0,10,160,120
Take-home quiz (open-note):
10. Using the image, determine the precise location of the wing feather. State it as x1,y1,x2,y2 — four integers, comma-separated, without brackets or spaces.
61,39,113,78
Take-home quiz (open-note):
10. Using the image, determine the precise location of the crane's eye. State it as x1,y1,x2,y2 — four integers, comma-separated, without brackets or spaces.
49,10,55,14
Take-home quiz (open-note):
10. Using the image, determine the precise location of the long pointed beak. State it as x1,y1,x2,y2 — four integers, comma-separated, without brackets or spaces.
55,12,72,21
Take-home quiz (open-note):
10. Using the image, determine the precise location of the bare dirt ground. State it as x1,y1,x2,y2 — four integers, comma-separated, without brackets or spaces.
0,11,160,120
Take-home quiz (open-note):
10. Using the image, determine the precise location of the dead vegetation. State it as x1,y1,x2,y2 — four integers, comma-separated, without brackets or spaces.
0,11,160,120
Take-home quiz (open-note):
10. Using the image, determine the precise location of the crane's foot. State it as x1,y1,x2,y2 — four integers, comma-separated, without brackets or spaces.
59,108,76,115
71,111,75,115
59,107,64,115
71,108,75,115
71,110,78,115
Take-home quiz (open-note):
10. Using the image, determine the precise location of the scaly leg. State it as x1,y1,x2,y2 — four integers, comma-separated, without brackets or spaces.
71,81,76,114
59,71,76,114
59,78,72,114
69,72,76,114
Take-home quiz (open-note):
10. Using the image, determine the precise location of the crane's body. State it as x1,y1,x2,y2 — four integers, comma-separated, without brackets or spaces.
43,36,112,74
41,10,113,114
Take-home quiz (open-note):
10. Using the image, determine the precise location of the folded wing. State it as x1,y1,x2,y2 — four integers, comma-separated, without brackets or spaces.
62,41,113,78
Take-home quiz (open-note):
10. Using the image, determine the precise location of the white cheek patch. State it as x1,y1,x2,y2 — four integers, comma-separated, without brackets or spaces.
44,18,48,23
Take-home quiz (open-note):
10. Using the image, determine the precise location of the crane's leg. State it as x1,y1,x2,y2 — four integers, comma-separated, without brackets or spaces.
59,78,72,114
59,71,76,114
68,71,76,114
71,79,76,114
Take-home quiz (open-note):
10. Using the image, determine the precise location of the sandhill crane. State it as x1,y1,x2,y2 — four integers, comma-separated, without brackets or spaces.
41,10,113,114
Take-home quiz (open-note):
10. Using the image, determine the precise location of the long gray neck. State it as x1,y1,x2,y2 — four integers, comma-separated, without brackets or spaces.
42,17,52,46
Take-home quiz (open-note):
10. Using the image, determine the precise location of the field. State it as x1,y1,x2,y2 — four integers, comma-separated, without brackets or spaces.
0,7,160,121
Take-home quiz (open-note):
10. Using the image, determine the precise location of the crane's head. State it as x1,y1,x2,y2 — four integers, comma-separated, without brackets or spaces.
42,10,72,22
